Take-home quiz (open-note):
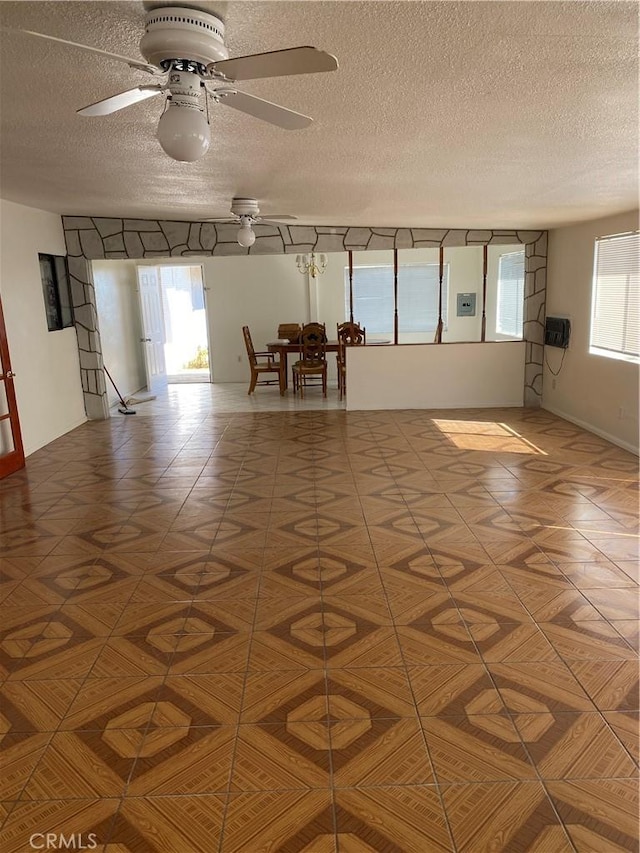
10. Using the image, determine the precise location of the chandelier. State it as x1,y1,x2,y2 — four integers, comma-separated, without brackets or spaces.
296,252,327,278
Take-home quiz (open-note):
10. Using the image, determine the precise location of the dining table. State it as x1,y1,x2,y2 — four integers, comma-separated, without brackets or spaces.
266,340,339,390
267,338,389,390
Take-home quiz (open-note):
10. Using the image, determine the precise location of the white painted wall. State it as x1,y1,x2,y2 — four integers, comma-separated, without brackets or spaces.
347,342,525,410
202,253,308,383
444,247,484,342
0,199,86,456
543,209,639,453
92,260,146,407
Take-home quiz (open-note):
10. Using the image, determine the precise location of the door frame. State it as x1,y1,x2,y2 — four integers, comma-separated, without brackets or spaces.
192,262,213,382
0,295,25,478
136,261,212,385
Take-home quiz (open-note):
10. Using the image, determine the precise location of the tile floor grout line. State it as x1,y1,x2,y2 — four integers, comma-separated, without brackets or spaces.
215,491,265,853
363,484,461,853
479,661,584,852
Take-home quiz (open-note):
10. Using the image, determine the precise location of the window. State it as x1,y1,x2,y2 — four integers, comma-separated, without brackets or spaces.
590,231,639,361
496,250,525,338
39,254,74,331
345,263,448,337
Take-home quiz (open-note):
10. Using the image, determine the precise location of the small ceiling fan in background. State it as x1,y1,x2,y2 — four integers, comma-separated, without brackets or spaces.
207,198,296,246
4,6,338,162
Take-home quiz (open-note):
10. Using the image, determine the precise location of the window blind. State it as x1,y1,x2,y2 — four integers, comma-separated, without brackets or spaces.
496,251,524,338
345,263,448,334
398,264,448,333
590,232,639,359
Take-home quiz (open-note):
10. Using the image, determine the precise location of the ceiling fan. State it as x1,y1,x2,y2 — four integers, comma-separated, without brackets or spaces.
5,6,338,162
207,198,296,247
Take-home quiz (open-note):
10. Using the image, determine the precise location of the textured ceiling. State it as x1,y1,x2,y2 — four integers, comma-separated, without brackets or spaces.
0,1,637,228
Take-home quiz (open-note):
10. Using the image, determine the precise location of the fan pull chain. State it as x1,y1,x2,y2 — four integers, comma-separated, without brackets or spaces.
204,79,211,124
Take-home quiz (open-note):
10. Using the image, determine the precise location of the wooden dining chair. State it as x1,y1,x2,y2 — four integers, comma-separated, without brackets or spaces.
336,321,366,398
242,325,285,395
337,321,366,346
292,322,328,397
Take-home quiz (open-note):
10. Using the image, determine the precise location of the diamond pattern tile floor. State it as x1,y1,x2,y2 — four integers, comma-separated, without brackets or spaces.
0,383,638,851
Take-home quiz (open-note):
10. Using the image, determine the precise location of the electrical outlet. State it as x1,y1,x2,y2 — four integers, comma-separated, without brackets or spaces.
618,406,626,419
552,378,556,390
237,355,242,363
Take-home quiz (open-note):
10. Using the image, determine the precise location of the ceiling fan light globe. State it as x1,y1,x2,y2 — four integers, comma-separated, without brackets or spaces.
237,225,256,247
156,104,210,162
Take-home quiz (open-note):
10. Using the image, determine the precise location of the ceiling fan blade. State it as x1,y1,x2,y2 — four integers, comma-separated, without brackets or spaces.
78,85,166,117
209,46,338,81
3,27,161,75
203,218,238,223
217,91,312,130
260,215,297,222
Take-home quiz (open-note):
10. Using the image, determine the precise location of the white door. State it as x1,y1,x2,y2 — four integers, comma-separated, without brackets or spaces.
136,266,167,393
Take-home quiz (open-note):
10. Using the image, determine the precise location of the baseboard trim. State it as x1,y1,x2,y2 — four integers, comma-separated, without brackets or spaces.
542,404,639,456
347,399,524,411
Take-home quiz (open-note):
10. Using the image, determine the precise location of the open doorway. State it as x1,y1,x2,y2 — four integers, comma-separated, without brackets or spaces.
137,264,211,388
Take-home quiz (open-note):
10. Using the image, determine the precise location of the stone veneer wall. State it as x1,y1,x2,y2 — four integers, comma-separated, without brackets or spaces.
62,217,547,418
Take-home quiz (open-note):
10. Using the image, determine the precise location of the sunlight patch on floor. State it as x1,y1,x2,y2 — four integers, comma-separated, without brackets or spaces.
432,419,547,455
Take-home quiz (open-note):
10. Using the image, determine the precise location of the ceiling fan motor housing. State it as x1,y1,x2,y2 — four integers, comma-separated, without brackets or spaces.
230,198,260,218
140,7,229,69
